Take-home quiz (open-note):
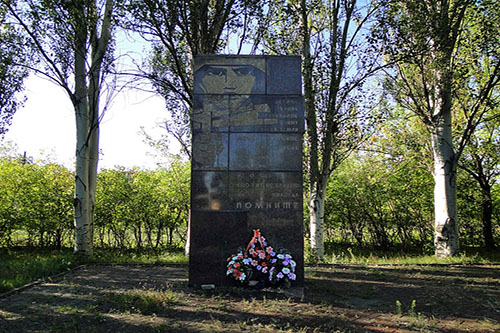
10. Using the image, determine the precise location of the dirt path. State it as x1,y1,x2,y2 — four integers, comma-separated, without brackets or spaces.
0,264,499,332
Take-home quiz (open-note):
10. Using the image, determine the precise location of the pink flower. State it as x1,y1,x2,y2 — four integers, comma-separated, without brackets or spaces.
266,246,274,254
252,260,258,266
258,252,266,259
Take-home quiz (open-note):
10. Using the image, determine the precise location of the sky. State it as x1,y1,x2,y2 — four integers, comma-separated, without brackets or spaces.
4,74,171,170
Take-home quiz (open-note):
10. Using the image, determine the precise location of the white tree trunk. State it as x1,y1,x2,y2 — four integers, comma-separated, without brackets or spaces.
72,0,113,257
431,114,459,258
309,182,326,260
74,103,94,256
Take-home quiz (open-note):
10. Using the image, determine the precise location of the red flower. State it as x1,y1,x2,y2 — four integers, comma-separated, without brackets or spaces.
234,262,241,268
234,270,242,278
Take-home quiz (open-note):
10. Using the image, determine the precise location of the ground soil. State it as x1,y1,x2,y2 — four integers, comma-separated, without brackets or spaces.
0,264,499,332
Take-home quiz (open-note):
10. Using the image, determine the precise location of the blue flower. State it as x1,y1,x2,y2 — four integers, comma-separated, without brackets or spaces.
239,273,246,281
251,244,255,248
257,265,262,271
288,273,296,280
277,272,284,279
270,251,276,257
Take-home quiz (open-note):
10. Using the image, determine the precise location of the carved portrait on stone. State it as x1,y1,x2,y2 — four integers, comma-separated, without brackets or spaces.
193,64,278,132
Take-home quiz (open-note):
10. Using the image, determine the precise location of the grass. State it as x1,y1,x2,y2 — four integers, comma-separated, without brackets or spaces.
97,289,178,315
1,244,498,294
0,247,187,293
0,248,77,293
322,243,500,265
89,247,188,265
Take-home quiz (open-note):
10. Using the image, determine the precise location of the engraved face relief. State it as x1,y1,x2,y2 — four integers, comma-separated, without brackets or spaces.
194,64,282,132
203,66,255,95
195,65,262,95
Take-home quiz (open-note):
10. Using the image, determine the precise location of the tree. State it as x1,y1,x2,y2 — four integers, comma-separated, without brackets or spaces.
94,164,190,249
0,2,30,136
0,155,73,248
127,0,263,157
262,0,386,259
459,120,500,249
375,0,500,257
3,0,117,256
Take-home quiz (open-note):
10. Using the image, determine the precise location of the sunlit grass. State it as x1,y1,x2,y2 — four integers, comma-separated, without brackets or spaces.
321,244,500,265
0,248,77,293
0,247,187,293
89,247,188,265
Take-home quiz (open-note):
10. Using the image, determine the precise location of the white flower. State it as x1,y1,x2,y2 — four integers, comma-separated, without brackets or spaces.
290,260,296,267
282,267,290,274
277,254,284,259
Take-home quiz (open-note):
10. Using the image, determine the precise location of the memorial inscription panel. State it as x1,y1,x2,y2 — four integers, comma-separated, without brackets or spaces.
189,55,305,288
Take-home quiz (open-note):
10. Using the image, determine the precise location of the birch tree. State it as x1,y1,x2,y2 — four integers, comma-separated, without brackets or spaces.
3,0,117,256
375,0,500,257
262,0,386,259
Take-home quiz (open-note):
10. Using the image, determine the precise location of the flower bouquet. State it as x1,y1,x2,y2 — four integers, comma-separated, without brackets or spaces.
268,248,297,288
226,229,296,288
226,249,252,283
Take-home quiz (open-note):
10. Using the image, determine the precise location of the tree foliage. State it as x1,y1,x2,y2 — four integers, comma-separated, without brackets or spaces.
0,149,191,250
95,161,190,249
0,156,73,248
373,0,500,256
0,2,31,136
258,0,387,259
126,0,265,157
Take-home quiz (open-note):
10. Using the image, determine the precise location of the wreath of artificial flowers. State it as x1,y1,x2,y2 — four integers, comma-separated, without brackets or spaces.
226,229,296,288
